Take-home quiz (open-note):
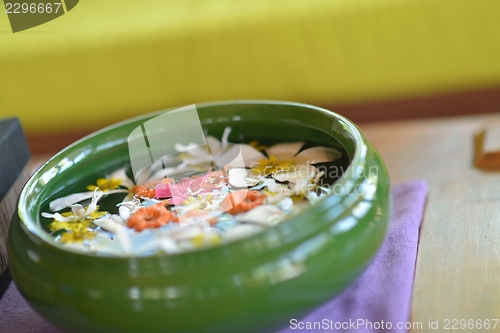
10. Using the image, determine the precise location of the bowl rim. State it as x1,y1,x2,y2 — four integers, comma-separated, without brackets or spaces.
16,99,367,261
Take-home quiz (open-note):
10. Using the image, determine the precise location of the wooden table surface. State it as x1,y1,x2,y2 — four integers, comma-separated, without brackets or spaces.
361,113,500,331
29,112,500,331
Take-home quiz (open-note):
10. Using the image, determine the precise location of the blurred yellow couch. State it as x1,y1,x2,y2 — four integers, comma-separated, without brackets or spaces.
1,0,500,136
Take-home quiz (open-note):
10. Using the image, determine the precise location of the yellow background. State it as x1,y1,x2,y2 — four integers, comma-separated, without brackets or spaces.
1,0,500,134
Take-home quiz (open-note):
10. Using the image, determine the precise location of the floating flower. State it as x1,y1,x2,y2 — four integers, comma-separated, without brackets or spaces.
42,190,107,227
58,230,96,244
258,142,340,171
49,168,135,211
42,190,107,243
224,142,340,188
248,142,342,176
273,165,324,195
131,178,175,199
252,154,294,175
131,185,156,199
87,177,122,192
94,215,127,234
155,170,226,205
219,190,266,215
174,127,232,172
127,204,177,231
257,178,294,204
134,154,189,185
48,218,93,234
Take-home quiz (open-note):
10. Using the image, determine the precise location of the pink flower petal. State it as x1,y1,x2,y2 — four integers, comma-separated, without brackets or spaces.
154,183,172,198
155,171,214,203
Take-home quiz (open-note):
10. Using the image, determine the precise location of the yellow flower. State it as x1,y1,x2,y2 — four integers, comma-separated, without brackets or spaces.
50,218,91,232
48,208,107,232
58,230,96,244
252,155,294,175
87,177,122,191
238,141,342,177
49,168,134,212
43,190,108,237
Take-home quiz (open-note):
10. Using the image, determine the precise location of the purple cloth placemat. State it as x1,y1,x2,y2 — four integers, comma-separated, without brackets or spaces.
0,181,427,333
277,180,428,333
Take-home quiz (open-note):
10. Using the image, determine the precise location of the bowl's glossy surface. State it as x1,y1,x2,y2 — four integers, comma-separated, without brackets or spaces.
9,101,391,333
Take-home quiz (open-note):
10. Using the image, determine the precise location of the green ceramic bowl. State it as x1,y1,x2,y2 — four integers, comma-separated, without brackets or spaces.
9,101,391,333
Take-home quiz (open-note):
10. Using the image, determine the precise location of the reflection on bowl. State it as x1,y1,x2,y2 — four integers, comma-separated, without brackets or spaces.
9,101,391,333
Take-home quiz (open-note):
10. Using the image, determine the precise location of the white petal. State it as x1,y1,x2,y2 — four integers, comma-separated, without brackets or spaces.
108,167,135,190
118,198,142,209
70,204,86,220
85,190,104,216
146,164,198,183
183,155,213,167
49,191,95,211
294,146,342,165
228,168,260,188
145,166,178,183
217,144,266,169
206,136,221,156
119,205,132,221
263,178,292,195
175,142,201,153
290,177,311,196
225,224,261,242
221,126,232,150
151,154,181,170
176,143,211,160
215,144,242,169
94,216,126,234
265,142,304,161
273,165,318,184
41,212,74,222
144,154,183,180
236,205,283,226
135,166,152,185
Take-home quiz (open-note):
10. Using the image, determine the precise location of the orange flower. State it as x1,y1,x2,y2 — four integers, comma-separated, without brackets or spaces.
132,178,175,199
127,204,177,231
220,190,266,215
131,185,156,199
